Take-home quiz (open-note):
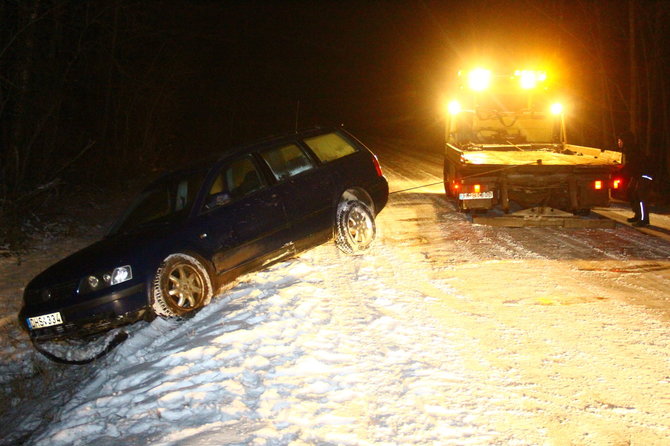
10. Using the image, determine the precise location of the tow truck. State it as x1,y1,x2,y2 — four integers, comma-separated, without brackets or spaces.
443,68,623,227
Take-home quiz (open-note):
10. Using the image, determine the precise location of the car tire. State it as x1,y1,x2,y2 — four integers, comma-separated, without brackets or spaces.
335,200,376,255
151,253,214,318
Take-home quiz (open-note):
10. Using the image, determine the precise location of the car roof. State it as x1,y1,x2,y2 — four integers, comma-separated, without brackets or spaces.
216,126,339,160
146,127,342,187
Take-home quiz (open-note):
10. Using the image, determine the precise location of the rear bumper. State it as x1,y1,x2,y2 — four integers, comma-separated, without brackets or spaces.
370,176,390,215
456,171,613,211
19,282,148,341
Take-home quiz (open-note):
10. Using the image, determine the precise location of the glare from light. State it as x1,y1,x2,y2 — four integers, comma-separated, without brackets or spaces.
519,71,538,89
515,70,547,89
447,100,462,115
87,276,100,289
550,103,564,115
111,265,133,285
468,68,491,91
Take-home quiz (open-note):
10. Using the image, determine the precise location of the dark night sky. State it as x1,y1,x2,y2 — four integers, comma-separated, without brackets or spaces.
128,0,619,152
3,0,653,195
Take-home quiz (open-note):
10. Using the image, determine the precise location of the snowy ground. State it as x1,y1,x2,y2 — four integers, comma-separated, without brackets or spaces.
2,138,670,445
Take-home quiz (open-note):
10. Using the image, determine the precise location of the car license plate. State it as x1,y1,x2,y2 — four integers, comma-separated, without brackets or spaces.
459,191,494,200
28,312,63,329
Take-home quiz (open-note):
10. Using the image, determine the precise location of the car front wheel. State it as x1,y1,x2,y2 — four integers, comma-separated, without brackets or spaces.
151,253,213,318
335,200,376,254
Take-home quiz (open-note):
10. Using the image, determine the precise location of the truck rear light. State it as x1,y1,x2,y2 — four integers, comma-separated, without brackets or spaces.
594,180,603,190
453,183,460,191
473,184,481,193
372,154,383,177
612,178,622,189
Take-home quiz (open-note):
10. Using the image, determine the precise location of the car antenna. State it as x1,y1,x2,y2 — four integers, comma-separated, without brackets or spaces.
294,100,300,133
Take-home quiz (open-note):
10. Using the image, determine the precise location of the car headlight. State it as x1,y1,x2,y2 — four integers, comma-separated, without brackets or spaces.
79,265,133,294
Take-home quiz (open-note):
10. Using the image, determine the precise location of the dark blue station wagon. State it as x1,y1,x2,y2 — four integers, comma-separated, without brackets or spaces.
20,128,388,341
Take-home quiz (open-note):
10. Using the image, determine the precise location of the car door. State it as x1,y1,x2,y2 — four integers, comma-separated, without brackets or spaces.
258,142,335,246
195,154,292,274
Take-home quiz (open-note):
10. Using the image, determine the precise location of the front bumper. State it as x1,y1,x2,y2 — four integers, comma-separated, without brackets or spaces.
19,282,148,341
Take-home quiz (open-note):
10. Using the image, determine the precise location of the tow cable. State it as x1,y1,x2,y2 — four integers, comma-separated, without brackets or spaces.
389,161,541,195
31,330,129,365
389,181,443,195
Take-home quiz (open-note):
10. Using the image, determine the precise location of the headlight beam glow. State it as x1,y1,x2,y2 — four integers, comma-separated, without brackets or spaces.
468,68,492,91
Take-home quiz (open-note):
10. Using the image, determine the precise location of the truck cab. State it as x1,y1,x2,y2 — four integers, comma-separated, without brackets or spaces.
447,69,564,148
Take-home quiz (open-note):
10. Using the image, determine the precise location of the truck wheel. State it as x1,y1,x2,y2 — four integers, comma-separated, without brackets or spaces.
443,161,457,198
443,166,452,197
335,200,376,255
151,253,214,318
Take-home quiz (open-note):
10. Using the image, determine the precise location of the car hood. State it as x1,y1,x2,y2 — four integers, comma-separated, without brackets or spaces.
27,225,174,289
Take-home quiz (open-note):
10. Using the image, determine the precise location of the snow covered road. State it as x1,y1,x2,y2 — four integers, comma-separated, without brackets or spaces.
3,137,670,445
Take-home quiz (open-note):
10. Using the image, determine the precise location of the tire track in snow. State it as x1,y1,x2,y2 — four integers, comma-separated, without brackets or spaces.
376,193,670,443
374,136,670,444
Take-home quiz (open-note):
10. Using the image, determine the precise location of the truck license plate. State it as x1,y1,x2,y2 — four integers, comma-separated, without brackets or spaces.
459,191,494,200
28,312,63,329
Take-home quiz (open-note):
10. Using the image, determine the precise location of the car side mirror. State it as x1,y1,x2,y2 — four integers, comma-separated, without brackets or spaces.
205,192,232,210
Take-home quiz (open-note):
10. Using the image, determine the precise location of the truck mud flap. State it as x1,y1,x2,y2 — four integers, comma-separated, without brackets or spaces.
472,207,616,228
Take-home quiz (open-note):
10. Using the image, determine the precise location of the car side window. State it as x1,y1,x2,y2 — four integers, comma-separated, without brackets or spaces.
304,132,358,163
206,156,264,209
260,143,315,181
174,179,191,211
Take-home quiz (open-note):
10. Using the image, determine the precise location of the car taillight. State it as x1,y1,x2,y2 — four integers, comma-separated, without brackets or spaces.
372,154,383,177
594,180,603,190
473,184,481,193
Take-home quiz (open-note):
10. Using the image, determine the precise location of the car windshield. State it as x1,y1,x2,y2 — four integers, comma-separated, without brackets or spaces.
109,170,207,235
449,92,561,146
469,109,556,144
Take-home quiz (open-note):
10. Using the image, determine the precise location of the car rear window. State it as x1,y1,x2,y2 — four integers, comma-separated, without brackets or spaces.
304,132,358,163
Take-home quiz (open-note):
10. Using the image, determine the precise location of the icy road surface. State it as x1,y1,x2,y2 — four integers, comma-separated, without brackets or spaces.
2,137,670,445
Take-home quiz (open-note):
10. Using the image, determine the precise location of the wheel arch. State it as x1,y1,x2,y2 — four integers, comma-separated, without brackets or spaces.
338,187,375,215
